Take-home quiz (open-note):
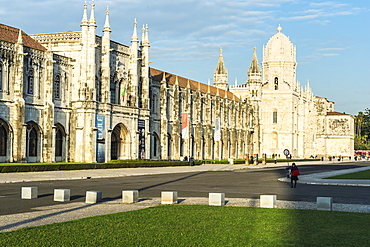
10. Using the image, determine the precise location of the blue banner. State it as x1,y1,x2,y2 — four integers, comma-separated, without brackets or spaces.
96,114,105,140
138,119,145,159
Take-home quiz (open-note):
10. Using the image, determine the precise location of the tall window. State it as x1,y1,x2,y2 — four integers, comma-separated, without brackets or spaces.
153,134,158,157
28,127,38,157
54,74,61,99
27,70,34,94
166,94,171,119
151,94,158,114
0,124,7,156
55,128,63,156
110,81,117,104
273,111,278,124
111,131,118,160
274,77,278,90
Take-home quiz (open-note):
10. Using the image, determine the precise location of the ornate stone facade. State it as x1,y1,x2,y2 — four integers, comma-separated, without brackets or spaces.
0,3,353,163
230,25,354,158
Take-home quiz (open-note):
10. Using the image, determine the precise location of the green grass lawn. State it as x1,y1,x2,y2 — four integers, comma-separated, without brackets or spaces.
326,169,370,179
1,205,369,246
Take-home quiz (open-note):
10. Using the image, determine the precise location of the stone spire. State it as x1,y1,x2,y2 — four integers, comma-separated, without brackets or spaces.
144,24,149,45
89,0,96,26
247,47,262,85
81,0,89,26
141,23,150,109
214,47,227,74
213,47,228,91
103,6,111,32
130,18,139,107
132,19,138,42
17,29,23,44
248,47,261,74
102,6,111,103
141,24,145,44
162,72,166,82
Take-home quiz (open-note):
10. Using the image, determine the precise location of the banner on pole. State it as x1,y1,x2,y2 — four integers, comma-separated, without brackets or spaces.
215,118,221,141
138,119,145,159
96,114,105,163
182,112,189,139
121,83,127,104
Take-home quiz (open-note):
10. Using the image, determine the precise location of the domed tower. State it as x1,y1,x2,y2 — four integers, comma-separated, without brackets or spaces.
262,25,297,91
259,25,299,158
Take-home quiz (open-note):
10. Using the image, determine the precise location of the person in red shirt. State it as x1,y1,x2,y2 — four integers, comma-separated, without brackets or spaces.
289,163,300,188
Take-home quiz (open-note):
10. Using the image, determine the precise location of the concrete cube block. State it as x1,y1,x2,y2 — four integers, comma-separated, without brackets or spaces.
260,195,277,208
21,187,38,199
161,191,178,204
54,189,71,202
209,193,225,206
85,191,102,204
317,197,332,211
122,190,139,203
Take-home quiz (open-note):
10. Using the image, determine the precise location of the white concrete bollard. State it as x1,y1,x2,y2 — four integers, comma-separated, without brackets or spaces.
122,190,139,203
21,187,38,199
161,191,178,204
54,189,71,202
260,195,277,208
85,191,102,204
316,197,332,211
209,193,225,206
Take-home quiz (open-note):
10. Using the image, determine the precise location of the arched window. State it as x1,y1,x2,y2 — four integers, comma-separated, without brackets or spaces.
28,127,38,157
111,131,119,160
55,128,63,156
151,94,157,113
273,111,278,124
0,124,7,156
54,74,61,99
166,95,171,119
274,77,278,90
110,81,116,104
27,70,34,94
152,133,160,158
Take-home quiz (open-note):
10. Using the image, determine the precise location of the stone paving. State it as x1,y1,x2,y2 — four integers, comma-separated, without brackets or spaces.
1,161,370,232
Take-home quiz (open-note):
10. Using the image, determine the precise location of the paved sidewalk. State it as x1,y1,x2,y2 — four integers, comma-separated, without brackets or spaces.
279,165,370,186
1,161,370,185
0,162,288,184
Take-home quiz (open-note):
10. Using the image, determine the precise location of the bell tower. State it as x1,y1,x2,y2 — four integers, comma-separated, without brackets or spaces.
213,48,228,91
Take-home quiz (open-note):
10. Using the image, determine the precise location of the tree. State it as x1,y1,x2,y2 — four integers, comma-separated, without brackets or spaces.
354,109,370,150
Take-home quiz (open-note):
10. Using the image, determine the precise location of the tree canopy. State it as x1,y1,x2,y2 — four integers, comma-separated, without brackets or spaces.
354,108,370,150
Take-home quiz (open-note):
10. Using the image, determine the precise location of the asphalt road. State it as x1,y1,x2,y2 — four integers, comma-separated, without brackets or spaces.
1,162,370,216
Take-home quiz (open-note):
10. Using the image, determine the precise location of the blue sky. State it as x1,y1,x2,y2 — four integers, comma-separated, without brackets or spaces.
1,0,368,115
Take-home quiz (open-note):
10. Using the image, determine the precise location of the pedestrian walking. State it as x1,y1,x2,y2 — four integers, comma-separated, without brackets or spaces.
288,163,300,188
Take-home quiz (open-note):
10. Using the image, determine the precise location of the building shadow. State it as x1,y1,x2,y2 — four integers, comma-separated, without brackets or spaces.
0,203,96,232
